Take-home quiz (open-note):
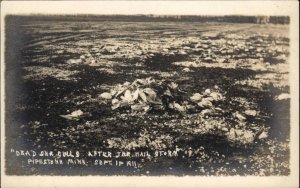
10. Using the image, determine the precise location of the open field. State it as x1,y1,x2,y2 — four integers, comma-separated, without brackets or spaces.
5,17,290,175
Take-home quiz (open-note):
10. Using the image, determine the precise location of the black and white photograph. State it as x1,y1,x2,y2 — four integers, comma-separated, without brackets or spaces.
1,1,299,187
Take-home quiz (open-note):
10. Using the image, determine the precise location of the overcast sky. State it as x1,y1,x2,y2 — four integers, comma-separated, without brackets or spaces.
1,1,296,16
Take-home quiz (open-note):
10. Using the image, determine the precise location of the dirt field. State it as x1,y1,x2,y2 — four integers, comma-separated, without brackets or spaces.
5,18,290,175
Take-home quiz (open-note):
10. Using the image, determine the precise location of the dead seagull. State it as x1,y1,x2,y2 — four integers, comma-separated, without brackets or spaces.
59,110,91,120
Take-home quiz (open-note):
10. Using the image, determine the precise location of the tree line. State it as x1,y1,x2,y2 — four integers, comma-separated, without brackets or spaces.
6,15,290,24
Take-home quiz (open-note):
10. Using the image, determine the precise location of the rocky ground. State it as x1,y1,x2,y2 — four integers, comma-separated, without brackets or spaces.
5,19,290,175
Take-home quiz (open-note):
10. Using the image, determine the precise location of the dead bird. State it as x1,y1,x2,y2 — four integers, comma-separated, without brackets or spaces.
60,110,91,120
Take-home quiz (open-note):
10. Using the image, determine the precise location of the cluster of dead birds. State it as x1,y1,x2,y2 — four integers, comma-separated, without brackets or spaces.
59,77,269,145
99,77,225,114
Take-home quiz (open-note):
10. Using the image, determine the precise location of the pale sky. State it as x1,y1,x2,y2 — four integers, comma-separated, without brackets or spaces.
1,1,297,16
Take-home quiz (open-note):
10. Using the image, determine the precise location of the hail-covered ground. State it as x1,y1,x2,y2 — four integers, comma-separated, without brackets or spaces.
6,20,290,175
